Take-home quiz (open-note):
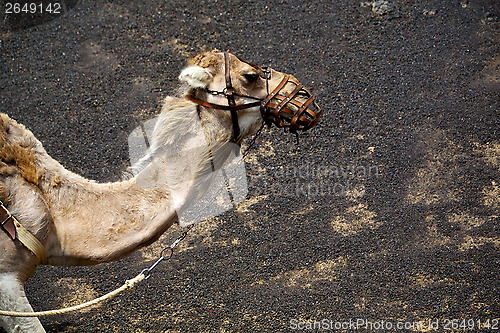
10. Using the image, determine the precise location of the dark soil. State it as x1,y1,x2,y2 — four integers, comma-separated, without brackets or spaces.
1,0,499,332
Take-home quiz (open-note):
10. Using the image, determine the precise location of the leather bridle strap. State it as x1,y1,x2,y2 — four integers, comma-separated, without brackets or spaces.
186,52,264,144
0,200,48,264
224,51,236,107
224,51,241,143
0,202,15,239
185,96,261,111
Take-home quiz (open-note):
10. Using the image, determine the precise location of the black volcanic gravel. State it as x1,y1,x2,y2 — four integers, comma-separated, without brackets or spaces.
1,0,499,332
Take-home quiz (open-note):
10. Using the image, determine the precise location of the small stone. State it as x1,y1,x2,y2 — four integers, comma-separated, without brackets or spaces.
372,1,394,15
361,1,394,15
423,9,437,16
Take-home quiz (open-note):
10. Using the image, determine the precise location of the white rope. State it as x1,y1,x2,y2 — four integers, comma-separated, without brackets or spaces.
0,273,145,317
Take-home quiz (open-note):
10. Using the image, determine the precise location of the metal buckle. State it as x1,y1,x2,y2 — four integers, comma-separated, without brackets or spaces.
261,66,272,80
222,87,235,97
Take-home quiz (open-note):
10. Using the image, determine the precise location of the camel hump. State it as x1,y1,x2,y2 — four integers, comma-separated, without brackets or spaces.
0,113,40,185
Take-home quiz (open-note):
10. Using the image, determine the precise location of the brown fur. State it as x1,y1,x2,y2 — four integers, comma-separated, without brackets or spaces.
188,50,221,74
0,114,40,185
0,180,9,204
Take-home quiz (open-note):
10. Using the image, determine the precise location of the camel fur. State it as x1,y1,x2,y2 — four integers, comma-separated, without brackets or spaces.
0,50,310,332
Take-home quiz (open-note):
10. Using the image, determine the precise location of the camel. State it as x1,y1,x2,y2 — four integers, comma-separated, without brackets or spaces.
0,50,320,332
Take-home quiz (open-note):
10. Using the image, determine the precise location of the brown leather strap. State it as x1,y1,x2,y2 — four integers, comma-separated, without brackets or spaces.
224,52,240,143
224,51,236,107
260,73,321,132
261,75,289,107
185,96,261,111
0,203,16,239
275,84,303,112
0,200,48,264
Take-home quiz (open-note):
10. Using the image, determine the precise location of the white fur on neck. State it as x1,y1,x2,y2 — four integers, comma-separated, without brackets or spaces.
179,65,212,89
237,107,263,137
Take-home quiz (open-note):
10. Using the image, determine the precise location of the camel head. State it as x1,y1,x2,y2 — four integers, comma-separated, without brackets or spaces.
179,50,321,143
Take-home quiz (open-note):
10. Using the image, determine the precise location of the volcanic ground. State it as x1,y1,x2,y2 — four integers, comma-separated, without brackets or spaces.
1,0,499,332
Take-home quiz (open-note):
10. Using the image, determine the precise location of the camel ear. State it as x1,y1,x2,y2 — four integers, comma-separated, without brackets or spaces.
179,65,212,89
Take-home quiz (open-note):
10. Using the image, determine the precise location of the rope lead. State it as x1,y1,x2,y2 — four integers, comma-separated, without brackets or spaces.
0,273,145,317
0,224,194,317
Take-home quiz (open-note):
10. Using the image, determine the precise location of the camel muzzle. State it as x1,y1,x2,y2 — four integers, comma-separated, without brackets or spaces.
185,52,321,140
259,72,321,133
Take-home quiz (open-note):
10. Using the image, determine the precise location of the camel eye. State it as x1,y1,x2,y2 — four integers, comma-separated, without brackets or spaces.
243,73,260,84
